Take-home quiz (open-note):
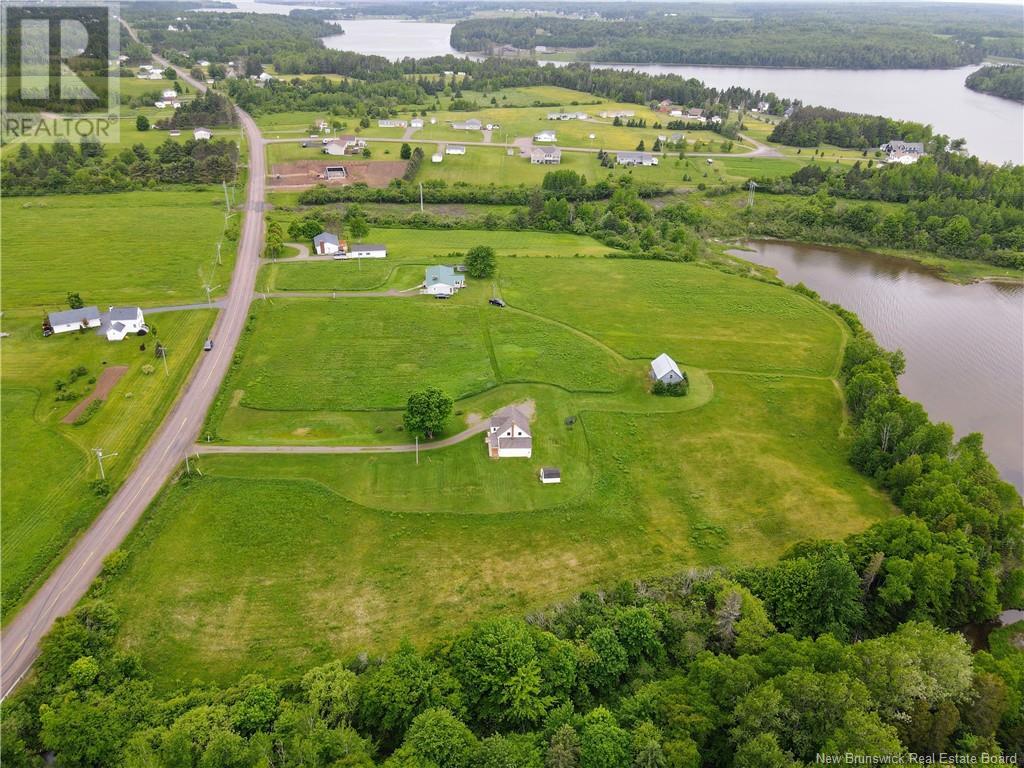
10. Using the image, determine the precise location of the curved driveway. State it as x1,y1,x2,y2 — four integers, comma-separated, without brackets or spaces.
0,59,266,699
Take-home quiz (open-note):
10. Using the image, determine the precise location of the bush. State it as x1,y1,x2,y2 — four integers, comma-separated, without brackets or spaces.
651,376,688,397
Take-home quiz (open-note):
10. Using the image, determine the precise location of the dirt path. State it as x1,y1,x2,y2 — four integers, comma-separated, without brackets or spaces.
61,366,128,424
195,401,534,455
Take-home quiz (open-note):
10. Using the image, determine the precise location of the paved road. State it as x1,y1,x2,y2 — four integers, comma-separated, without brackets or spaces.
0,51,266,700
195,402,529,455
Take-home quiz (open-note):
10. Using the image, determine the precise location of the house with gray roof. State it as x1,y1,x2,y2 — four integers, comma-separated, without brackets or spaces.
650,353,684,385
421,265,465,297
616,151,659,167
46,306,101,335
346,244,387,259
487,407,532,458
531,146,561,165
313,232,341,255
102,307,148,341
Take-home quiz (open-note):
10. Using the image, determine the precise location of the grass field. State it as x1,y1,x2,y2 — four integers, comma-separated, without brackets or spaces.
0,308,215,618
108,369,891,687
1,191,238,309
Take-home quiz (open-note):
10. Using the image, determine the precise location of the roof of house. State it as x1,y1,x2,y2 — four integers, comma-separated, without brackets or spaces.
489,406,531,435
447,144,466,151
651,352,682,379
107,306,142,322
425,265,459,284
687,108,704,116
48,306,101,326
314,232,339,246
535,130,557,137
350,243,386,252
532,146,561,157
617,151,654,161
884,140,924,153
540,467,561,479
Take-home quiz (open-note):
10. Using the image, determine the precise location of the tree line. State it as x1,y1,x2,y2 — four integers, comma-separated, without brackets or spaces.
767,106,932,149
965,65,1024,104
0,138,239,196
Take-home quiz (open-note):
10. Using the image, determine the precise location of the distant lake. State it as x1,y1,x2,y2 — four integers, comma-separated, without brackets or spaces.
732,241,1024,492
320,19,1023,165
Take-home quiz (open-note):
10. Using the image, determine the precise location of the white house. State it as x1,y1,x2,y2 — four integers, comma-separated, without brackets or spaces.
445,144,466,155
616,151,658,167
669,109,683,117
343,244,387,259
599,110,634,119
710,115,723,125
650,353,684,385
154,101,167,109
193,127,212,140
313,232,340,256
103,307,148,342
323,135,366,156
421,265,465,297
881,140,925,164
258,72,273,83
46,306,101,335
531,146,561,165
410,117,424,128
452,118,482,131
431,152,443,163
534,130,557,143
539,467,561,484
378,119,407,128
486,407,532,458
162,89,177,100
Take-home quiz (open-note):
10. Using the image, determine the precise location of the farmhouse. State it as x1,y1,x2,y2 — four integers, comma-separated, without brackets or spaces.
421,265,465,297
313,232,340,255
378,119,408,128
193,127,212,141
343,244,387,259
650,353,684,385
534,130,557,143
46,306,101,335
531,146,562,165
486,407,533,459
881,140,925,164
103,307,148,342
445,144,466,155
616,151,659,167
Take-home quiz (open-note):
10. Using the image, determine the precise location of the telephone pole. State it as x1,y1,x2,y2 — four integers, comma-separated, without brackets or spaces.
93,448,118,480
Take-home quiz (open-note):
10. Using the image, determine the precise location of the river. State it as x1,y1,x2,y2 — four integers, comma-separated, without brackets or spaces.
730,241,1024,492
317,19,1023,165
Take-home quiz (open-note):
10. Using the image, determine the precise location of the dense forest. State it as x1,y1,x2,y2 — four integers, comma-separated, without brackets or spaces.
965,64,1024,104
449,3,1023,69
767,107,932,149
0,138,239,195
2,288,1021,765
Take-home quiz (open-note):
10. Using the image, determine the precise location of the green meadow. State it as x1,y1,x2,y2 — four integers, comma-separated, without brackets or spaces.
1,308,214,618
100,248,892,685
1,191,238,310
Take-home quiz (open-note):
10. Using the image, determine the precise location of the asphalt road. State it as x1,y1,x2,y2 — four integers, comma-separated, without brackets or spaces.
0,58,266,699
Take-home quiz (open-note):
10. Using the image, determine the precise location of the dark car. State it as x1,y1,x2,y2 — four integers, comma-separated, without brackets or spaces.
488,298,506,307
203,339,214,351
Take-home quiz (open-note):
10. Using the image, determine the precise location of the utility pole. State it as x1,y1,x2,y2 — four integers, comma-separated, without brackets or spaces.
203,283,221,306
216,240,222,266
415,436,419,465
93,448,118,480
419,182,424,212
222,180,230,214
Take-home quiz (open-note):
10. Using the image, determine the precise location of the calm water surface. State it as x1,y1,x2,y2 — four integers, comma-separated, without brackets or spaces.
319,20,1023,165
732,241,1024,492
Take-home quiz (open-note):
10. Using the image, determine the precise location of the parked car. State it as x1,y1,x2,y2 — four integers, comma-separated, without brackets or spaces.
488,298,506,307
203,339,214,351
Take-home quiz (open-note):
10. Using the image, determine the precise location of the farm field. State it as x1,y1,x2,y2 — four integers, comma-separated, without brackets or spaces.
106,367,891,687
1,190,238,309
0,308,215,618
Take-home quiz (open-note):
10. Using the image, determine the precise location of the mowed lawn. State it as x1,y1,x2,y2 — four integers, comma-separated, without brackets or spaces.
1,191,237,309
0,308,215,618
107,371,891,687
500,258,844,376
